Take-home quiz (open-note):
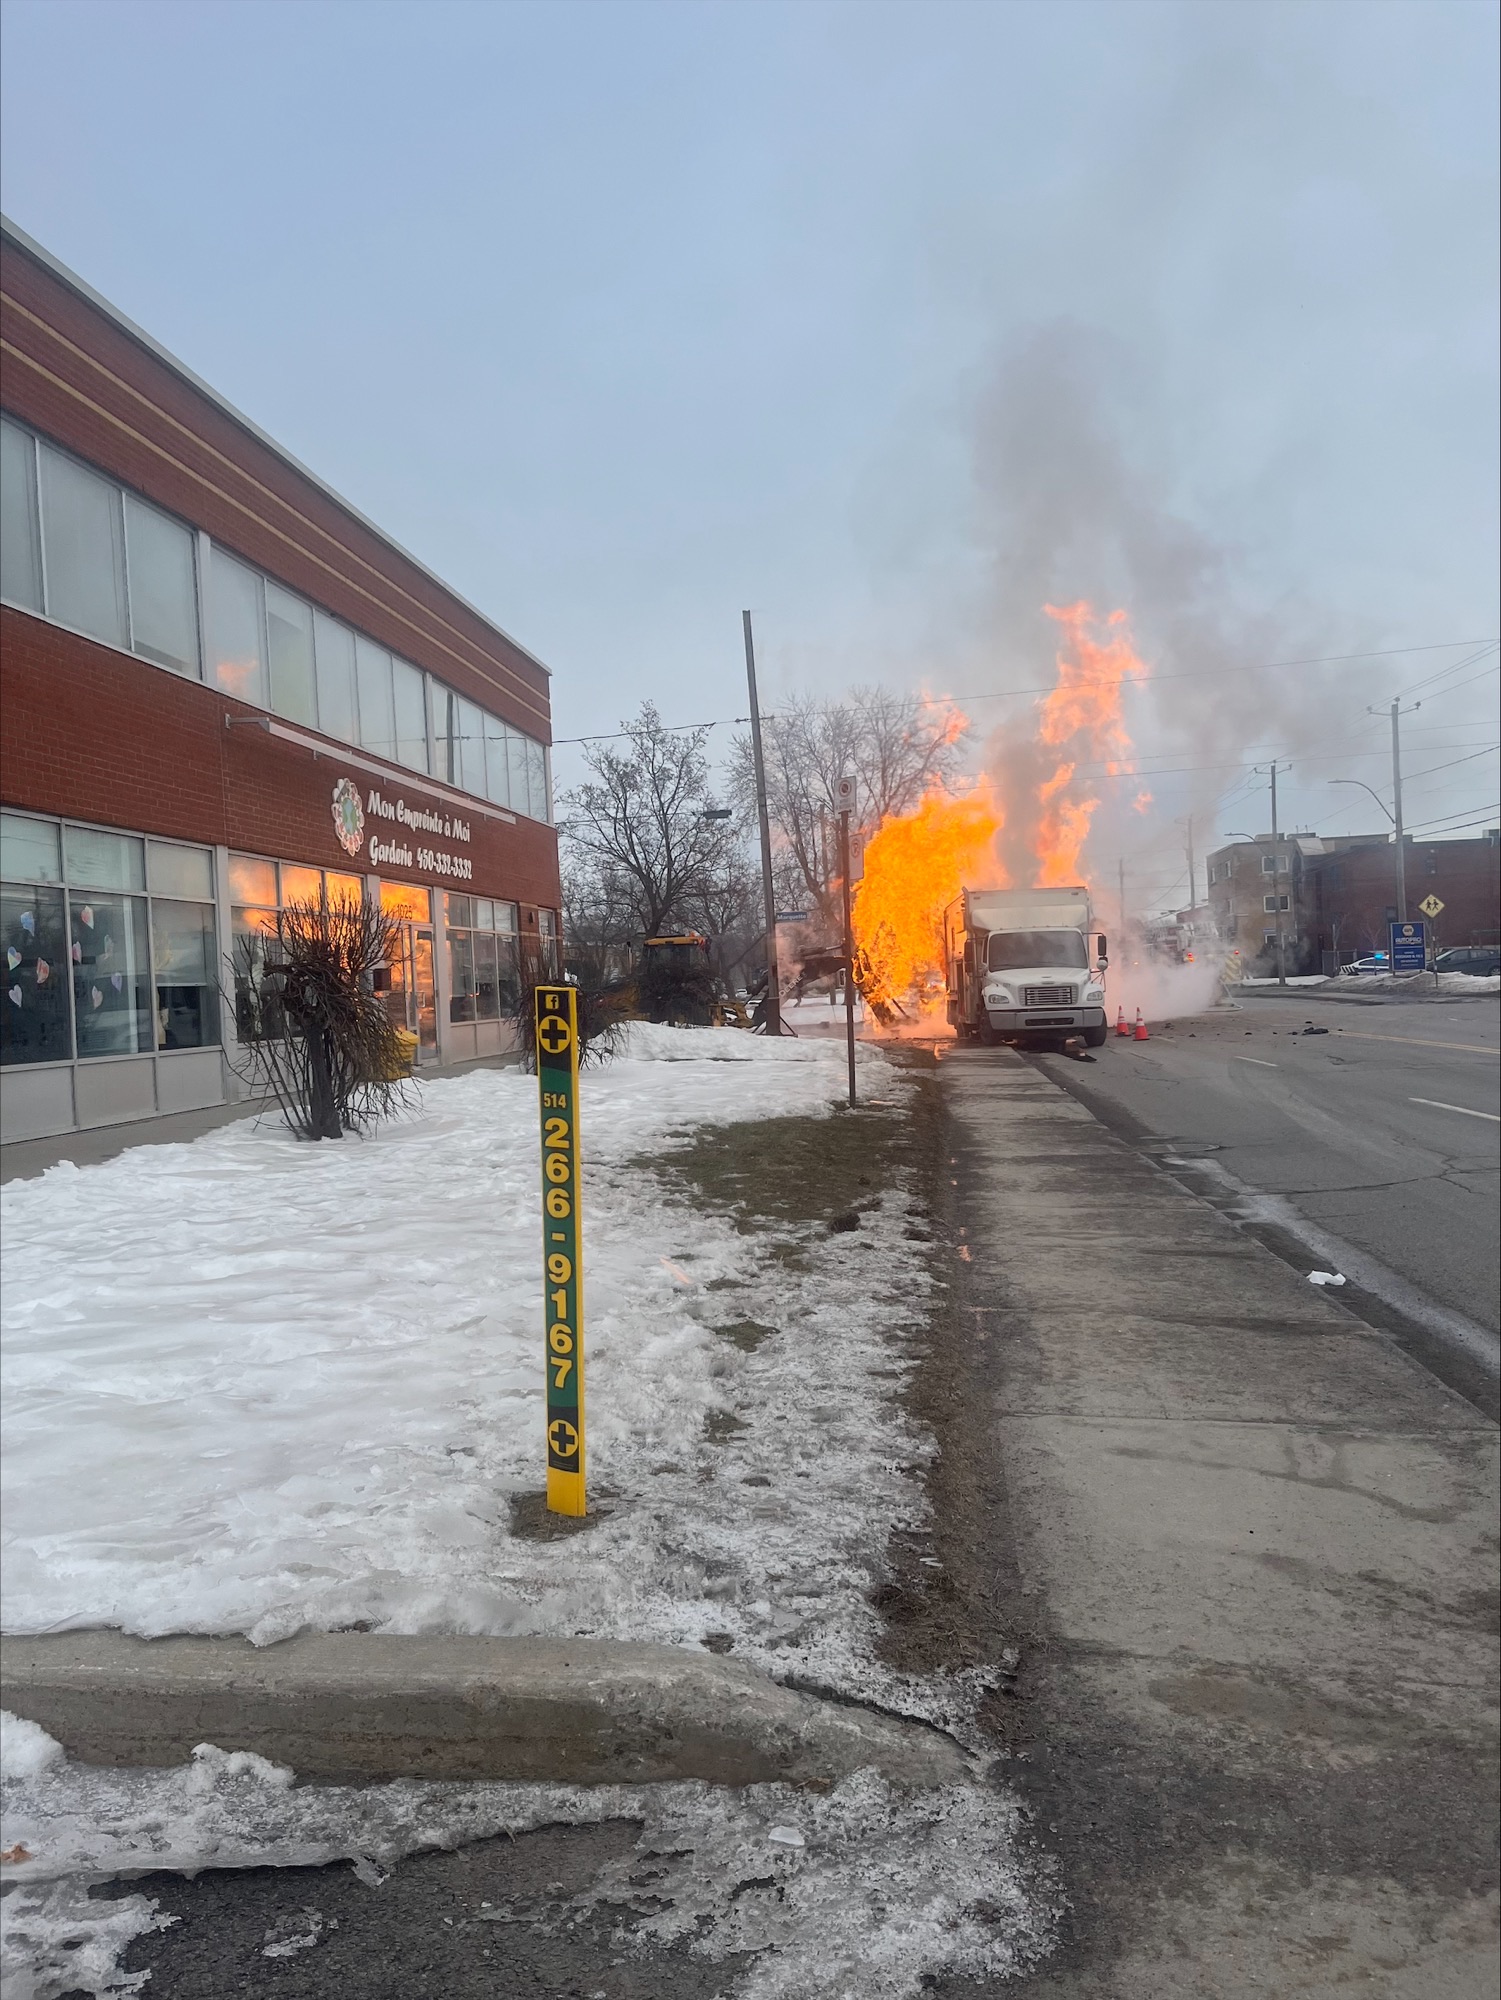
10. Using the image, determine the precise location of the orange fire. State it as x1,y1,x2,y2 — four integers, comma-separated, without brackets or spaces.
851,780,1002,1017
848,602,1150,1020
1033,602,1149,883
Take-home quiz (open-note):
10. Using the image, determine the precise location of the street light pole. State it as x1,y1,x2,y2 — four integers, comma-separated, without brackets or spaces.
838,806,857,1108
742,610,781,1036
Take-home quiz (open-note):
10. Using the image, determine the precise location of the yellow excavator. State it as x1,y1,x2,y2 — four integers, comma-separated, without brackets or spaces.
624,933,752,1029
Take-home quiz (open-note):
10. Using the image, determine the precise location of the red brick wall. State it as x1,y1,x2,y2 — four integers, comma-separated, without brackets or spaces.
2,606,562,914
1307,840,1501,952
1,234,551,741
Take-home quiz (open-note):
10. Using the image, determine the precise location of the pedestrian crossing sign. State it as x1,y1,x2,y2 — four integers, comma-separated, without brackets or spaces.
1418,894,1445,919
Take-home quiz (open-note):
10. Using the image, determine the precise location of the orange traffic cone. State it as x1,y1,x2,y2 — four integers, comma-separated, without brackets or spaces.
1115,1007,1129,1037
1133,1009,1149,1041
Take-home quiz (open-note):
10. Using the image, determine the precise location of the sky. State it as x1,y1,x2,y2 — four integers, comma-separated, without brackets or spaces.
2,0,1496,909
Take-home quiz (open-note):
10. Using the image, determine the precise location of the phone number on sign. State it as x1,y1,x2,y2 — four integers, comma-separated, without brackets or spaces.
417,847,473,880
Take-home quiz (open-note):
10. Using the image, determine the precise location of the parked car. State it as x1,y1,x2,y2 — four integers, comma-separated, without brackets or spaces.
1339,953,1390,976
1434,946,1501,978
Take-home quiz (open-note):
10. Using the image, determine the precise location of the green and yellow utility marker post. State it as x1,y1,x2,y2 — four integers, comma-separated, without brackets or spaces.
535,984,586,1516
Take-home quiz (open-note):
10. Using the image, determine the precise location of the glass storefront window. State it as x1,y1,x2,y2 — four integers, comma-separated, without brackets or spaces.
380,882,432,923
227,855,277,906
448,928,476,1022
445,893,474,928
483,712,510,807
64,826,146,893
147,842,214,901
72,891,151,1057
231,906,281,1042
326,871,363,911
474,929,500,1021
2,884,70,1064
280,864,324,909
152,899,218,1050
1,812,63,885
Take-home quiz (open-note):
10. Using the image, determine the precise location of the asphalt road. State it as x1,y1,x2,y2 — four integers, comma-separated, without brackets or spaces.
1031,993,1501,1414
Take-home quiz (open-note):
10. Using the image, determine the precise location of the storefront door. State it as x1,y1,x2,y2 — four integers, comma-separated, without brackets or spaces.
383,923,438,1063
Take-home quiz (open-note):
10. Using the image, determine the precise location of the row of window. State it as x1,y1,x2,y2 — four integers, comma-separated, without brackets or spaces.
1,415,552,822
1,813,219,1068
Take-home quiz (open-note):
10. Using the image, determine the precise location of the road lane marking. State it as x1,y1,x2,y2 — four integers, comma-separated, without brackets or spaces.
1409,1097,1501,1122
1232,1055,1277,1067
1334,1030,1500,1056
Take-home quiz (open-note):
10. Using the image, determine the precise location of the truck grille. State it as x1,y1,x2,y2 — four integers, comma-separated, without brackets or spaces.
1022,984,1075,1006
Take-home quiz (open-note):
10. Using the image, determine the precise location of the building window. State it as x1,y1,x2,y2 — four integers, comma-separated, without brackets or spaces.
1,876,70,1065
124,493,199,677
1264,931,1278,946
538,907,560,976
313,611,358,743
444,892,520,1022
266,581,317,727
1,813,218,1068
1263,894,1291,914
228,855,366,1040
2,417,555,823
208,547,267,706
1,415,44,613
1262,855,1276,873
38,441,129,650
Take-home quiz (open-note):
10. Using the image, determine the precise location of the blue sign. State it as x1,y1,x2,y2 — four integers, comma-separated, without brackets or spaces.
1388,920,1427,972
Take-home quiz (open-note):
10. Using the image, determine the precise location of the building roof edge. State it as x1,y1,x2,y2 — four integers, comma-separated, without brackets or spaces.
0,213,552,681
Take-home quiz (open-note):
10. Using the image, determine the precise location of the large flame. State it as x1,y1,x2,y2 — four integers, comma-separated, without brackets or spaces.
848,602,1149,1018
1032,602,1149,884
851,781,1002,1017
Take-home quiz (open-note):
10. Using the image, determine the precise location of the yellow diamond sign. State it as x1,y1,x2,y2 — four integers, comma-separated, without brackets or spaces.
1418,894,1445,919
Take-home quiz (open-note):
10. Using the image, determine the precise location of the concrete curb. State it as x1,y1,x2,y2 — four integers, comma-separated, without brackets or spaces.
0,1631,967,1789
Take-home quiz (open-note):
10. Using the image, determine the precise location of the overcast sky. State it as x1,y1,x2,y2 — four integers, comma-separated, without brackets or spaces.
3,0,1496,900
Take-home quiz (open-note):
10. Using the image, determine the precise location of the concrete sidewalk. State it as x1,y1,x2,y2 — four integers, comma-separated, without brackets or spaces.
943,1049,1499,1999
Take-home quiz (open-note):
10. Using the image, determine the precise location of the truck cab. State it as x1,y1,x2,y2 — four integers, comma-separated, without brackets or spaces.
945,887,1109,1047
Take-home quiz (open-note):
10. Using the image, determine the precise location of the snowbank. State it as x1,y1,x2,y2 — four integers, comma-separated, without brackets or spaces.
0,1025,928,1690
0,1718,1055,2000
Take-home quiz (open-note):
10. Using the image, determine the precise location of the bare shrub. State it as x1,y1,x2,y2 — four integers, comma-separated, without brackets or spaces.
230,898,414,1140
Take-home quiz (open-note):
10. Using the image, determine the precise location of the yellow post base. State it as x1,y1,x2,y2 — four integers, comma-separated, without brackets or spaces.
547,1468,587,1517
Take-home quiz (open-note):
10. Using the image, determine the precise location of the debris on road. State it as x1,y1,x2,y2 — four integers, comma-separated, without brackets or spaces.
1306,1270,1347,1287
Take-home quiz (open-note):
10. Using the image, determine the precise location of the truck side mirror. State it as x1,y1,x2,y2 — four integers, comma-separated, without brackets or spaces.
1096,934,1108,963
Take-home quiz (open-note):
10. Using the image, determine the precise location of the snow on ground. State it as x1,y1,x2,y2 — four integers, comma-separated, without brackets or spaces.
0,1718,1056,2000
1,1024,932,1691
1241,971,1501,995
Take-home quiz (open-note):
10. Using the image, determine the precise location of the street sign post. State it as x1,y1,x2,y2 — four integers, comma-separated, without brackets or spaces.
535,984,586,1517
1388,919,1427,973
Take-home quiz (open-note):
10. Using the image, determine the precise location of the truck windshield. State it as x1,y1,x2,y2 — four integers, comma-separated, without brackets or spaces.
987,931,1087,972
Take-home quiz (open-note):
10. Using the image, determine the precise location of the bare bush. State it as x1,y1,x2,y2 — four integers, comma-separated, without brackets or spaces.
230,898,413,1140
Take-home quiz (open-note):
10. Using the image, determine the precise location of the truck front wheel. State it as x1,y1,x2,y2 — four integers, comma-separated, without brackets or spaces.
1084,1024,1108,1048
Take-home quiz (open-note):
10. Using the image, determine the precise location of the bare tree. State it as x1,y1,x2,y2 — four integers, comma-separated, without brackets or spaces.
728,689,966,934
560,703,741,939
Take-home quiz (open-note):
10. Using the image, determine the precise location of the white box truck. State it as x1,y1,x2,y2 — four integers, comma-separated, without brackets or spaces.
944,886,1109,1046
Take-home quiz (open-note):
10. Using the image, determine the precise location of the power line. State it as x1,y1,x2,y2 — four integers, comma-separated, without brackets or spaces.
930,637,1497,709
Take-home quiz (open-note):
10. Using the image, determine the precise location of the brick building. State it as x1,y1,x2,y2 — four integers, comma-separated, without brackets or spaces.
1,216,561,1146
1205,829,1500,974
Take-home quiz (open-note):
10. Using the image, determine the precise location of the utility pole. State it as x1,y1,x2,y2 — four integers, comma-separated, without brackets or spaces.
1367,697,1420,923
742,610,781,1035
1256,761,1288,986
1185,814,1196,916
838,802,857,1107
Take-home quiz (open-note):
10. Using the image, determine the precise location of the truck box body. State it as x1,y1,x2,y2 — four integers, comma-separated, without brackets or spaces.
944,884,1109,1045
